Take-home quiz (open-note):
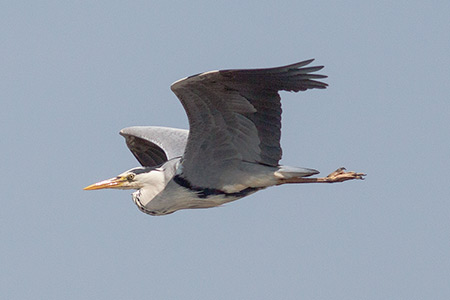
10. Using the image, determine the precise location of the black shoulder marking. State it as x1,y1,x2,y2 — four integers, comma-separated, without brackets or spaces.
173,175,260,199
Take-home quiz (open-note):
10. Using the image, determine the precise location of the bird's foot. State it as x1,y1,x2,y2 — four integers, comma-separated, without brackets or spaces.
323,167,366,183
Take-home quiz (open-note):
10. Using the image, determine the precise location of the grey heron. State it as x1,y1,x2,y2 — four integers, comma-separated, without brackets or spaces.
84,59,365,216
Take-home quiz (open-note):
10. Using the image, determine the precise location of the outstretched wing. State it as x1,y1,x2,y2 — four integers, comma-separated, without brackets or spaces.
170,59,327,189
120,126,188,167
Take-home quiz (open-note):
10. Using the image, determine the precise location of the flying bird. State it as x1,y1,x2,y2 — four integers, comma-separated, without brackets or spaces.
84,59,365,216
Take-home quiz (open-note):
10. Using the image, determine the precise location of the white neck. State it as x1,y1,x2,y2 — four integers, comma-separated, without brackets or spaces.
132,158,181,208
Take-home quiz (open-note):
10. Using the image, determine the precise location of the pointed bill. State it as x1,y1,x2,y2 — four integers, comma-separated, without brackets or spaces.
83,177,125,190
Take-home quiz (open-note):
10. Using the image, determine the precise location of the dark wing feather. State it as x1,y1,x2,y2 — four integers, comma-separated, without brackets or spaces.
120,126,188,167
170,59,327,188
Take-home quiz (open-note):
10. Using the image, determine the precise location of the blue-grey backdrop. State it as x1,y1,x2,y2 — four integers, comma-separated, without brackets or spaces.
2,1,449,299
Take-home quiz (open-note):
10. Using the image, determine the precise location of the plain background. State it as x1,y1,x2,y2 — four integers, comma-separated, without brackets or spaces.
2,1,449,299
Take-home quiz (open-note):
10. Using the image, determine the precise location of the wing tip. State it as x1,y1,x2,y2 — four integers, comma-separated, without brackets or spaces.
288,58,315,68
283,58,325,71
171,70,220,91
119,127,138,138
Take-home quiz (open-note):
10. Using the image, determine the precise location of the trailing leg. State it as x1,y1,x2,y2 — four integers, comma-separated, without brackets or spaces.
277,167,365,185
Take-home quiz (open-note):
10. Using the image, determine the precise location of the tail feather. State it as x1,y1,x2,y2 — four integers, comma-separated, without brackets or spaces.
274,165,319,179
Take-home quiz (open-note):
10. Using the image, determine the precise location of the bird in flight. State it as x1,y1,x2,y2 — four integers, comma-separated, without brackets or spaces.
84,59,365,216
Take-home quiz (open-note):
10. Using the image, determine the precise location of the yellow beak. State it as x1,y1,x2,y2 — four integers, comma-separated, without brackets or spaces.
83,177,126,190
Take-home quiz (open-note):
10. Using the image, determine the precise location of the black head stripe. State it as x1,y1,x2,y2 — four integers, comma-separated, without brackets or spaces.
128,167,155,175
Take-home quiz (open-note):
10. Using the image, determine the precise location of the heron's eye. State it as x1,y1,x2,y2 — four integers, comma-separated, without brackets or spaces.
127,174,135,181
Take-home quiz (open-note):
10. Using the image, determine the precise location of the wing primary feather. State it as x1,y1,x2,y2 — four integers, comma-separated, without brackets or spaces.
169,59,328,189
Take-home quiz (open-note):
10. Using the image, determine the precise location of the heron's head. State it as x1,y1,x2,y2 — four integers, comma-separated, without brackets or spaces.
84,167,158,191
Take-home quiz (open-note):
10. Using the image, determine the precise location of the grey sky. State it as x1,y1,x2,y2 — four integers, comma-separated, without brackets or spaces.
2,1,450,299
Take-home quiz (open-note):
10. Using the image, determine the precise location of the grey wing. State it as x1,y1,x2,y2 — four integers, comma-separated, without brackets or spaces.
170,59,327,189
119,126,188,167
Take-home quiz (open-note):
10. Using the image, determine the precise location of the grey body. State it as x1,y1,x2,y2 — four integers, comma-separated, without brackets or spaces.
131,157,261,216
128,152,288,215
